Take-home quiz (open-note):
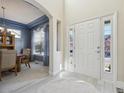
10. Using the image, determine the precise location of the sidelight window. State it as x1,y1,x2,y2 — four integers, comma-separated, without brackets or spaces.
104,19,112,73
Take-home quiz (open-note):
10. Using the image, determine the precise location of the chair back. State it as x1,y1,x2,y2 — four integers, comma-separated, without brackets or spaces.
22,49,31,56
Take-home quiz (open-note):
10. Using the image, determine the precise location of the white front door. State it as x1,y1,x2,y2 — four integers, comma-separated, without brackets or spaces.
75,18,101,79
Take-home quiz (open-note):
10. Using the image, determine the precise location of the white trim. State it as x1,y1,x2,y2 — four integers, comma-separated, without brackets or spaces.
70,12,115,26
98,18,102,80
100,12,118,82
100,17,103,81
114,81,124,93
114,81,124,89
101,15,114,81
67,26,75,72
67,12,118,82
113,12,118,82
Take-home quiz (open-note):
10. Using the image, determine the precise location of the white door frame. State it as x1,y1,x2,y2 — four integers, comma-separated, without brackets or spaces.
74,18,101,79
112,12,118,82
68,12,118,81
24,0,55,75
100,12,118,82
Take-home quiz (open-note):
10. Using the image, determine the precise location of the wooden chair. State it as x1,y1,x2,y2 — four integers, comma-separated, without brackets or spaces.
21,49,31,68
0,49,17,81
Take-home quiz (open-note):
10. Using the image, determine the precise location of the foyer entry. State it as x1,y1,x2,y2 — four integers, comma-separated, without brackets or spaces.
68,13,117,81
68,18,101,79
75,19,100,79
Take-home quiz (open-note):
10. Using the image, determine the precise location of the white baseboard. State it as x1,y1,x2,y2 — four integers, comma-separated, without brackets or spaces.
114,81,124,89
112,81,124,93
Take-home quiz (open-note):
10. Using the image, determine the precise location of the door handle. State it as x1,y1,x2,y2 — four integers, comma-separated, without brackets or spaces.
97,46,100,49
97,51,100,53
96,46,101,53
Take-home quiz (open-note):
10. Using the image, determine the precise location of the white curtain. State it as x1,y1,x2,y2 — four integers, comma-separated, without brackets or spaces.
32,27,45,55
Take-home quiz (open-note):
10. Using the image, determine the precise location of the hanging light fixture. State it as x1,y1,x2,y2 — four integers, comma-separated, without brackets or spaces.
1,0,7,32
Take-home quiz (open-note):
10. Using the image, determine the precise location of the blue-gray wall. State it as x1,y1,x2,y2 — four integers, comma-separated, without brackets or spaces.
15,30,31,53
0,15,49,66
0,18,31,53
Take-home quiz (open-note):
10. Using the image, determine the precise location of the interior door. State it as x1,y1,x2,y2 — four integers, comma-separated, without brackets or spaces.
75,18,101,79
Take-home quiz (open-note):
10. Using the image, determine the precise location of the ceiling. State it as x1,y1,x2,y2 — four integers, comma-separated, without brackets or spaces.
0,0,45,24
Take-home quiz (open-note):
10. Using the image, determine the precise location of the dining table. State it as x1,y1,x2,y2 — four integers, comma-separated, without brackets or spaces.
16,54,24,72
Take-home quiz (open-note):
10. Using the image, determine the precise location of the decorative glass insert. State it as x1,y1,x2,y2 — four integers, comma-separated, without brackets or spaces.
104,20,111,58
104,63,112,72
104,20,112,73
69,29,74,57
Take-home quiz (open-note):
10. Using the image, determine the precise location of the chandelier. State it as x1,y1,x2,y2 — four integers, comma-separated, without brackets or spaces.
1,0,7,32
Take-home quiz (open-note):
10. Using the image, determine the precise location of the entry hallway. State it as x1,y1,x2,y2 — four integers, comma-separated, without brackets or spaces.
0,71,114,93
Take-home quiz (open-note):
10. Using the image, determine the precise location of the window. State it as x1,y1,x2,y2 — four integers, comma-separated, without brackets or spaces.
7,29,21,38
33,27,45,55
0,27,21,38
104,20,112,58
69,28,74,57
103,19,112,73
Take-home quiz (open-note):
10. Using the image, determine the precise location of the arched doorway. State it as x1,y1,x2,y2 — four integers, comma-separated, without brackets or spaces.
24,0,54,75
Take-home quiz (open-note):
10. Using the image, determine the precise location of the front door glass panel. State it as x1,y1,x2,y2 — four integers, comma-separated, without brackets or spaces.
104,20,112,73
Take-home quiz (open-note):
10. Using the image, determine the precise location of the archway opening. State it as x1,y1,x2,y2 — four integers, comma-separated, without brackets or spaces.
0,0,53,82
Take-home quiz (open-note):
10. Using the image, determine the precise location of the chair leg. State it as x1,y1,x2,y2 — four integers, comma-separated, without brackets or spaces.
25,62,27,67
0,64,2,81
15,65,17,76
0,72,2,81
27,60,31,68
28,62,31,68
